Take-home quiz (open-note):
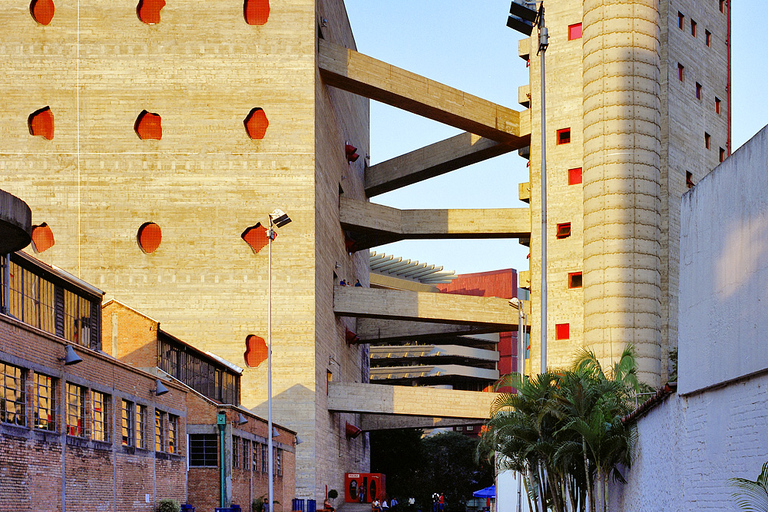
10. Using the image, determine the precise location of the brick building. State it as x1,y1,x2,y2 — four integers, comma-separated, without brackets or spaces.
0,249,188,512
103,300,297,511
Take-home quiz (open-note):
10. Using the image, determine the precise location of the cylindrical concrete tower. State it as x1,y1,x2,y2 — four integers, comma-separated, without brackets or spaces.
582,0,663,385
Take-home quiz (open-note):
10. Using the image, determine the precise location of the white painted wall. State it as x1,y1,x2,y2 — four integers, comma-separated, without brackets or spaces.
610,124,768,510
496,469,531,512
679,124,768,394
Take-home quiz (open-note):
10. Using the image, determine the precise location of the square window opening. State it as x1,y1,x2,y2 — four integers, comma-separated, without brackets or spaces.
568,272,583,289
557,128,571,145
568,23,582,40
568,167,583,185
556,222,572,239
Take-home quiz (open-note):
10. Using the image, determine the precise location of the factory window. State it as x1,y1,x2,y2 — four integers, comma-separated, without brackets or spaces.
690,20,697,37
695,82,702,100
556,222,571,239
705,132,711,149
1,363,26,426
275,447,283,476
135,404,147,449
243,439,251,470
34,373,56,432
261,443,268,473
686,172,694,189
556,128,571,145
92,391,110,442
155,410,166,452
715,97,721,114
189,434,218,467
137,0,165,24
121,400,134,446
705,30,712,47
568,23,582,40
678,12,684,29
555,323,570,340
568,167,582,185
30,0,55,25
678,63,685,81
168,415,178,454
568,272,583,289
66,383,86,437
137,222,162,254
719,148,726,162
233,436,241,468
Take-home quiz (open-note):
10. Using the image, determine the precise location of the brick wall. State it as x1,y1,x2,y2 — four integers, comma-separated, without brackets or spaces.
0,313,187,511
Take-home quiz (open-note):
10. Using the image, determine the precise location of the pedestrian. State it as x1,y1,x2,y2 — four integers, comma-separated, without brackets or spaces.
438,494,444,512
431,493,439,512
354,279,362,287
390,497,398,512
382,498,389,512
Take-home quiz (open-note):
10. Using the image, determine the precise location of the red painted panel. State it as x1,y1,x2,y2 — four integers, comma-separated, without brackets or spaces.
31,223,55,253
244,0,270,25
244,108,269,139
241,223,270,253
137,0,165,24
135,110,162,140
244,335,268,367
137,222,162,253
30,0,55,25
28,107,54,140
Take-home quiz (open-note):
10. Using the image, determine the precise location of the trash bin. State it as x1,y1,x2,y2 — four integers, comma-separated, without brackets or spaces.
232,505,242,512
292,499,305,512
181,506,195,512
307,499,316,512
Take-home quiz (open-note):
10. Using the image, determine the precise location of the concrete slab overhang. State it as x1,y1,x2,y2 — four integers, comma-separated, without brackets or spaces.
333,286,518,328
0,190,32,253
328,382,497,420
318,40,530,145
369,364,499,382
341,198,531,252
356,318,509,344
370,344,499,363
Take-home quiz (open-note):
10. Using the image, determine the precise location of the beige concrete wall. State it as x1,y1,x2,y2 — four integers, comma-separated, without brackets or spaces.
0,0,365,503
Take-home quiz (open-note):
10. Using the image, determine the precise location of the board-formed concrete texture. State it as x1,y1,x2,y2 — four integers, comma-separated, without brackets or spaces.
0,0,532,501
521,0,729,385
678,125,768,395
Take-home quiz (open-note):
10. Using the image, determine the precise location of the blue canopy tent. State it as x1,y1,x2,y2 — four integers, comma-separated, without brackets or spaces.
472,486,496,499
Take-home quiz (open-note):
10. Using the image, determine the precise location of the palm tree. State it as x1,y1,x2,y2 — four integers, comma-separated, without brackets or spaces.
730,461,768,512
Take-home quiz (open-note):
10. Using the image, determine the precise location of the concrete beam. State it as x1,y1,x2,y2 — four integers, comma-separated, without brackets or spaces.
360,414,484,432
328,382,497,419
341,198,531,251
365,132,522,197
318,39,528,144
356,318,507,344
334,286,517,327
370,273,440,293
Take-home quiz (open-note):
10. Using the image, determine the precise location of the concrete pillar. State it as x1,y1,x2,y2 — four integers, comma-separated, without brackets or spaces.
582,0,663,386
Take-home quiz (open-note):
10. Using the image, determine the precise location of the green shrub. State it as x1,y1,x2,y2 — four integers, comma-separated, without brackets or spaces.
157,499,181,512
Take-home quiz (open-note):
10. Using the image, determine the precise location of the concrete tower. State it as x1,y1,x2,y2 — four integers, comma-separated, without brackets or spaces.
520,0,730,385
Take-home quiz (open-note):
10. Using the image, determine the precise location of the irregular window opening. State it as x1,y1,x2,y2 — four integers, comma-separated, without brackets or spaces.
244,0,270,26
31,223,55,252
244,108,269,139
137,222,162,254
137,0,165,24
28,106,54,140
30,0,55,25
135,110,162,140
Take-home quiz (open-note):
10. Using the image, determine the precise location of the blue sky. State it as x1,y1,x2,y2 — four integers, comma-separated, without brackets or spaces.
344,0,768,276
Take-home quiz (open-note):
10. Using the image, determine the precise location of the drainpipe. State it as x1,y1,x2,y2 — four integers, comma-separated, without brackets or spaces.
217,412,227,508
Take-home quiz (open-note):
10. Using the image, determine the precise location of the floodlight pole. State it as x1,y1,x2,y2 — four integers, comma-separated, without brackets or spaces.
267,216,274,512
537,5,549,375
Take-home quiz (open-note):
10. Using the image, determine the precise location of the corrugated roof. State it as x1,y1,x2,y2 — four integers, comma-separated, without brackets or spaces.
370,251,458,284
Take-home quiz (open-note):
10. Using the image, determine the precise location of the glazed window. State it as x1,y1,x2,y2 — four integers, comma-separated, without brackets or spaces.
34,373,56,431
122,400,134,446
715,97,721,114
678,63,685,81
556,222,571,239
556,128,571,145
92,391,110,442
695,82,702,100
690,20,697,37
705,30,712,47
189,434,218,467
66,383,86,437
168,415,178,454
155,409,166,452
136,404,147,449
1,363,26,426
678,12,684,29
705,132,711,150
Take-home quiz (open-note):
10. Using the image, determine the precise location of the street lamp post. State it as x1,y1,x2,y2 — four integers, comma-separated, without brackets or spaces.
266,209,291,512
506,0,548,374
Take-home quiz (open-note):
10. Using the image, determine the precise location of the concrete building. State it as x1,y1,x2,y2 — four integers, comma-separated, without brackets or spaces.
0,0,530,501
516,0,730,385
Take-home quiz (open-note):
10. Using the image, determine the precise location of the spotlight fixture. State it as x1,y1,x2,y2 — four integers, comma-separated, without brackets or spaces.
507,0,538,36
269,209,292,228
59,345,83,366
295,436,303,445
345,143,359,163
272,427,280,438
153,379,169,396
236,413,248,425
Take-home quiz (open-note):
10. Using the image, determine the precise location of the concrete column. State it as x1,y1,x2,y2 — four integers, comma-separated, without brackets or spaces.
582,0,663,385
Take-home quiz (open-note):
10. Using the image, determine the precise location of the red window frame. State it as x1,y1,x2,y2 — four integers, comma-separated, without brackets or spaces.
556,222,572,239
557,128,571,145
568,272,583,289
